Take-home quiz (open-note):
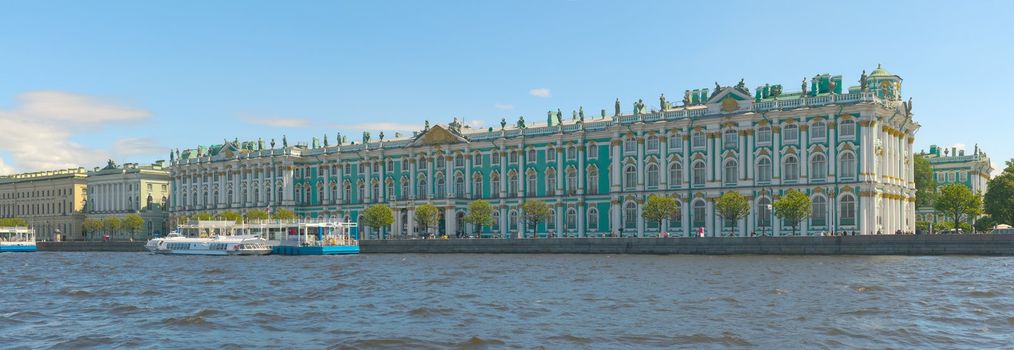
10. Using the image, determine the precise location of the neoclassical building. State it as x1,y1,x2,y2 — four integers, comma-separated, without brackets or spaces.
85,160,172,239
916,144,992,225
169,66,918,238
0,168,88,240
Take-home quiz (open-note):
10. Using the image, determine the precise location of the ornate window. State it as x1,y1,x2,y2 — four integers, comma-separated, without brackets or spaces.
372,181,380,201
473,174,483,198
624,202,637,230
386,180,394,200
811,153,827,180
812,196,827,227
669,162,683,187
811,121,827,142
840,119,856,139
509,151,518,164
783,124,799,144
723,129,738,148
567,168,577,194
668,134,682,151
692,200,706,229
547,147,556,162
646,136,659,153
588,166,599,194
784,155,799,181
527,149,536,163
526,172,537,197
757,157,772,183
567,146,577,160
566,208,576,230
490,172,501,197
508,210,518,231
692,131,706,149
624,137,636,154
757,126,772,145
587,143,598,159
492,211,500,231
454,173,465,198
840,194,856,226
692,161,706,186
507,172,518,195
417,175,427,198
723,159,738,186
624,165,637,190
839,152,856,179
588,207,599,231
492,151,501,165
757,197,771,228
435,174,446,198
646,163,659,189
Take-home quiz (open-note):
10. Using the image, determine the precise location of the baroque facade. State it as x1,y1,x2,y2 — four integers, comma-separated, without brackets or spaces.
85,160,172,239
915,144,992,225
0,168,88,240
169,66,918,238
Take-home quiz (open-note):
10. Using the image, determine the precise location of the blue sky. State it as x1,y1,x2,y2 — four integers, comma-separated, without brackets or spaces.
0,0,1011,174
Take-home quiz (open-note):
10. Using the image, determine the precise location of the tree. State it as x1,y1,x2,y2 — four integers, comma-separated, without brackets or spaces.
362,204,394,239
715,192,751,236
641,195,679,233
521,200,552,238
83,218,103,239
0,218,28,227
985,164,1014,225
414,204,440,237
914,154,936,208
217,210,242,223
271,208,297,220
103,216,122,238
773,189,811,236
934,183,983,233
193,212,213,221
122,214,145,240
244,209,270,222
464,200,496,235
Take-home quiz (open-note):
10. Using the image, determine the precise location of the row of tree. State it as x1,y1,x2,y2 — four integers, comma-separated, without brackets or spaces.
180,208,298,224
915,155,1014,232
0,218,29,227
83,214,146,239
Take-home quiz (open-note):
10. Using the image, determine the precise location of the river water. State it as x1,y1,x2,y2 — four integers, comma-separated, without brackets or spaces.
2,253,1014,349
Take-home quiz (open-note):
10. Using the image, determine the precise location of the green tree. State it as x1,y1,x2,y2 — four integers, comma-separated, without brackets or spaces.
271,208,297,220
641,195,679,233
985,164,1014,225
244,209,270,222
773,189,812,236
82,218,103,239
715,191,751,236
914,154,937,208
414,204,440,237
0,218,28,227
122,214,145,240
217,210,242,223
464,200,496,234
521,200,552,238
103,216,122,238
934,183,983,233
193,212,213,221
974,215,997,233
362,204,394,239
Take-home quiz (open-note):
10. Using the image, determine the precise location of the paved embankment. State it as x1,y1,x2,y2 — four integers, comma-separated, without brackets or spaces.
38,241,147,252
360,235,1014,255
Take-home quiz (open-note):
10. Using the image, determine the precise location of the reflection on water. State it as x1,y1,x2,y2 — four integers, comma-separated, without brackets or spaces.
2,253,1014,349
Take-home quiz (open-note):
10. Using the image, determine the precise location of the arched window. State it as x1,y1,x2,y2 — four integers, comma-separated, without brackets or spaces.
724,159,738,186
331,184,338,203
526,171,537,196
784,155,799,181
566,208,576,230
317,185,324,204
783,124,799,143
587,207,599,231
692,161,706,186
386,180,394,200
435,174,446,197
545,169,557,196
840,119,856,139
455,154,464,167
491,151,501,165
567,146,577,160
357,180,365,202
509,150,518,164
417,175,427,198
692,200,706,229
588,166,599,194
454,173,464,197
303,186,310,205
839,152,856,179
812,196,827,227
490,172,501,198
692,131,706,149
757,197,771,228
400,177,409,199
669,162,682,186
646,164,659,189
668,134,682,151
624,202,637,230
757,157,772,183
811,153,827,180
547,147,556,161
472,174,483,199
840,194,856,226
492,210,500,231
508,210,518,231
507,172,518,196
624,137,636,154
757,126,772,145
527,149,536,163
624,165,637,190
567,168,577,194
371,181,380,201
587,143,598,159
276,187,283,205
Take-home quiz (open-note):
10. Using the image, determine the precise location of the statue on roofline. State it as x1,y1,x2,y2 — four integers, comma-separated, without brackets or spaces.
500,118,507,130
859,70,868,91
517,116,526,129
556,109,563,124
424,120,430,131
614,98,621,116
270,139,275,149
683,90,691,106
282,135,288,148
363,131,371,144
829,79,837,95
735,79,747,93
169,150,174,162
379,131,385,141
579,106,584,121
659,93,666,110
323,134,328,147
801,78,808,97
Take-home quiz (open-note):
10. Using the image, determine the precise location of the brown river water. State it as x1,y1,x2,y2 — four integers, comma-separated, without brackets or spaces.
2,252,1014,349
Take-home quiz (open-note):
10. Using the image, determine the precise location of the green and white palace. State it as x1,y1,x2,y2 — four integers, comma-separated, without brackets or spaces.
168,66,918,238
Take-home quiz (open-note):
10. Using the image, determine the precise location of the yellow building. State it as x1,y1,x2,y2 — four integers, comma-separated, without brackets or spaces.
0,168,88,241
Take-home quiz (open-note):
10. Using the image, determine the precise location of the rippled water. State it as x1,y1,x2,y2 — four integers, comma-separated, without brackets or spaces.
3,253,1014,349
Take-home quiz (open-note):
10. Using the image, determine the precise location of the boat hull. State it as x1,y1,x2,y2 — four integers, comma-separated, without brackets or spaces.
272,245,359,255
0,244,37,252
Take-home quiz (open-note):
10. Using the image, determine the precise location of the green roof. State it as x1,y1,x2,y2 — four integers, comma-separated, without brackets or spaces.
870,64,894,77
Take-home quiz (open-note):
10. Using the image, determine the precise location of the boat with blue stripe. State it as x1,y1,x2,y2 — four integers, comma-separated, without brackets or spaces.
0,227,37,252
271,221,359,256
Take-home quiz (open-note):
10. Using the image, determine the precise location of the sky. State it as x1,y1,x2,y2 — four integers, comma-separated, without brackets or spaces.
0,0,1011,175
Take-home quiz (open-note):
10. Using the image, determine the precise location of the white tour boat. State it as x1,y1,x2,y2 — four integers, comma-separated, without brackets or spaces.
0,227,37,252
145,221,272,256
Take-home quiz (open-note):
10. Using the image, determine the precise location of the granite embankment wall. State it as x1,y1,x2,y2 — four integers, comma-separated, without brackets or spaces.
360,235,1014,256
38,241,147,252
35,235,1014,255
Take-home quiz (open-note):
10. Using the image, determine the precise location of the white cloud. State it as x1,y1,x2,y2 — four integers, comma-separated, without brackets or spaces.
494,103,514,110
466,120,484,129
112,138,169,156
0,91,151,173
241,115,311,128
991,162,1003,178
529,88,551,98
330,122,421,132
944,143,966,151
0,158,14,176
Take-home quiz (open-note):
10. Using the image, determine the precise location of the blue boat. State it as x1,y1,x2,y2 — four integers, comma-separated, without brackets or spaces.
0,227,37,252
271,221,359,256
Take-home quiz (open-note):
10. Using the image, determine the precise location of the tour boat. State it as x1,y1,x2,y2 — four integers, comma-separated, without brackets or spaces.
0,227,37,252
145,231,272,255
271,221,360,255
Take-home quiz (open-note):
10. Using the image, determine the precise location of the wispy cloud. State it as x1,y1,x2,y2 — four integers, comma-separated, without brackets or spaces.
112,137,169,156
241,115,311,128
494,103,514,110
529,88,551,98
0,90,151,173
331,122,421,132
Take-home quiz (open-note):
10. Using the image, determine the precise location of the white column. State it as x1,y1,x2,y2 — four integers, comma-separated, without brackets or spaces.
705,198,715,237
636,133,644,191
610,138,621,192
465,153,473,198
577,202,585,237
577,145,585,195
660,135,669,189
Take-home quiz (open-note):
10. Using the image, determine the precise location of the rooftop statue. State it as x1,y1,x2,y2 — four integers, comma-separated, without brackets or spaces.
424,120,430,131
735,79,748,93
169,150,174,162
614,98,621,116
517,116,526,129
363,131,371,143
394,132,401,138
860,70,868,90
258,137,265,150
829,79,837,95
659,93,666,110
323,134,328,147
571,110,577,121
556,109,563,124
905,97,913,115
379,131,385,141
500,118,507,130
312,137,319,148
801,78,808,97
270,138,275,149
282,135,288,148
633,99,646,115
336,132,343,145
579,106,584,121
683,90,691,106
